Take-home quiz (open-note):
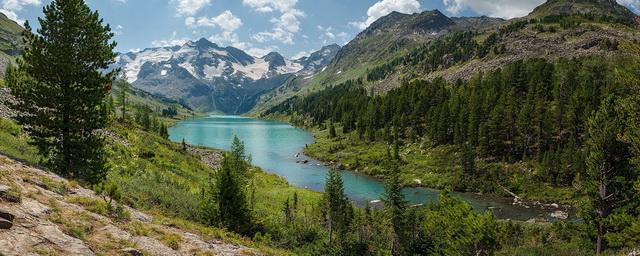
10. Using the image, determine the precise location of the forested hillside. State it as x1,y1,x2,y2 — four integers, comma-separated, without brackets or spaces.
0,12,22,76
260,0,640,254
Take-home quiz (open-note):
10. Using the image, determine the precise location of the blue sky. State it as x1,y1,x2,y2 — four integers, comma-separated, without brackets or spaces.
2,0,639,58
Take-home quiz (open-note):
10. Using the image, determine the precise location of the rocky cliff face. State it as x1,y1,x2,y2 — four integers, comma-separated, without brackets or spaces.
0,155,257,256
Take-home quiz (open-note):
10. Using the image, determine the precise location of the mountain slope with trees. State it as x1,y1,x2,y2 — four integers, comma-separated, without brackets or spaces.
262,1,640,254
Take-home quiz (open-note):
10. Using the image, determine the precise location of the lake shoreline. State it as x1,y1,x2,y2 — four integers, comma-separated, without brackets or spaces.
170,115,575,221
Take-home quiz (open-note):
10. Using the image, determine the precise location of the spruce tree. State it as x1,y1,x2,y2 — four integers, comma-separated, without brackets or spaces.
7,0,117,184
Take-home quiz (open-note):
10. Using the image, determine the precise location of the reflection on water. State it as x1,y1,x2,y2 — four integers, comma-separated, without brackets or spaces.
169,115,566,221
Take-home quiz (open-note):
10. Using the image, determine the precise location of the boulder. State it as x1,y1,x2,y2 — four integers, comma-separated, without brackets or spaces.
0,218,12,229
550,210,569,220
0,209,15,222
121,248,143,256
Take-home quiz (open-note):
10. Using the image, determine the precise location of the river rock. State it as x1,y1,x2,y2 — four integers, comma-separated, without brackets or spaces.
550,210,569,220
0,218,12,229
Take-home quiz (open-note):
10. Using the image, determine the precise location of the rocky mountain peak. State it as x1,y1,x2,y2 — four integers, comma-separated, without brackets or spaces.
263,52,286,70
190,37,219,49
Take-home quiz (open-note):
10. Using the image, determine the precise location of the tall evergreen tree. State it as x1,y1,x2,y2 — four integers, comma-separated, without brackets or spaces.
7,0,117,184
215,154,251,234
230,135,251,183
582,96,635,253
383,168,409,255
323,169,352,245
114,78,131,122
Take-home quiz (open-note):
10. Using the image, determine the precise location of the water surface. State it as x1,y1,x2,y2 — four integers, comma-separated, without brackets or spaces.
169,115,562,220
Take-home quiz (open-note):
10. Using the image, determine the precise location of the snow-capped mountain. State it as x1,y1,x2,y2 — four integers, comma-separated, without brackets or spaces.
294,44,341,75
115,38,340,114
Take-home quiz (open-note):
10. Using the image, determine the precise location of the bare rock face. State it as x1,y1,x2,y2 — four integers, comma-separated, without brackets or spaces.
0,88,17,119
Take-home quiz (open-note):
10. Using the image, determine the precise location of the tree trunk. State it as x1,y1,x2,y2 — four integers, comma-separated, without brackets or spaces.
596,223,604,254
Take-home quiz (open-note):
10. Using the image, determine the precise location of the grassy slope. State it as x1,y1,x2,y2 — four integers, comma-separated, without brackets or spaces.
0,116,323,255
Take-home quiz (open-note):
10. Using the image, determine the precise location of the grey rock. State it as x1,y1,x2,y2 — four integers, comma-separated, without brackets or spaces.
0,218,12,229
0,209,15,222
551,210,569,220
120,248,143,256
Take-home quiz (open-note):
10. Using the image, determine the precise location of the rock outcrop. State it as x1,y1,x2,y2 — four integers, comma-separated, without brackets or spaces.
0,154,259,256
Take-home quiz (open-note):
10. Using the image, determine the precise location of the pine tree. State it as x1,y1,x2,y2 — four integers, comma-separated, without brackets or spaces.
383,167,409,255
323,169,352,245
115,78,131,122
582,96,635,254
7,0,117,184
215,154,251,234
230,135,250,182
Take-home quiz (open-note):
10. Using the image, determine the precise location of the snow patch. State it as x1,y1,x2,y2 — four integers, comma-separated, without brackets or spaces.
276,60,304,74
179,62,198,78
122,48,174,83
232,59,269,80
203,63,227,79
211,49,228,56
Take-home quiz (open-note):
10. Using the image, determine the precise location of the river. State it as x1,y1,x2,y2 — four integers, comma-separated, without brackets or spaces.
169,115,563,221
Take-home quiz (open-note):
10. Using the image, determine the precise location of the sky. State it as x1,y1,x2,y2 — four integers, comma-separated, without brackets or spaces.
1,0,639,59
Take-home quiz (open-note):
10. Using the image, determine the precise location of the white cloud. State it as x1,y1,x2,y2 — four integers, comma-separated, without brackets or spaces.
252,8,304,44
186,10,242,31
245,46,275,57
113,24,124,36
0,0,41,24
442,0,640,18
152,31,189,47
318,25,335,39
207,30,275,58
242,0,297,13
442,0,542,18
173,0,211,16
246,0,304,45
617,0,640,12
351,0,421,30
291,50,309,59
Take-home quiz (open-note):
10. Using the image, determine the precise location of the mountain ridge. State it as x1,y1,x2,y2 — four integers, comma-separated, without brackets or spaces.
115,38,341,114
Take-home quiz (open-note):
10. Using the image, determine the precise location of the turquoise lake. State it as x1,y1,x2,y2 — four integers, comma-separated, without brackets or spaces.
169,115,562,220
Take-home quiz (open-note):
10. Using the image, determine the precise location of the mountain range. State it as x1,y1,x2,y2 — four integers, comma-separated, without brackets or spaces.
115,39,340,114
114,0,639,115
